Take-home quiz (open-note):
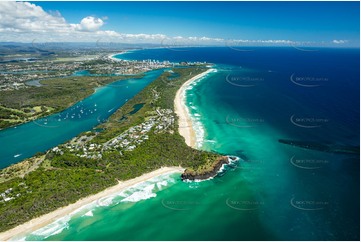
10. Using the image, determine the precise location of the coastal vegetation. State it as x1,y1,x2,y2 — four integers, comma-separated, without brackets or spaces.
0,67,222,232
0,75,136,129
181,156,230,180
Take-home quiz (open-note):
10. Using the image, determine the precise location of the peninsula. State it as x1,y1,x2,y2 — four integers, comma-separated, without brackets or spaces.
0,63,227,237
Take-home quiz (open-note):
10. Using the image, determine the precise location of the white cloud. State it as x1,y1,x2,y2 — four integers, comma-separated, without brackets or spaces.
122,33,167,40
0,1,105,39
332,40,348,44
74,16,104,32
0,2,69,33
97,30,121,37
0,1,171,43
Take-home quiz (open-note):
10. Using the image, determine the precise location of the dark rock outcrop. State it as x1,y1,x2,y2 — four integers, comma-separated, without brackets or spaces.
181,156,229,181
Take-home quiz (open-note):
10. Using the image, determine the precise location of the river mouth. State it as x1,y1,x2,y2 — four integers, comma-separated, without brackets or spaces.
0,69,164,168
24,70,139,88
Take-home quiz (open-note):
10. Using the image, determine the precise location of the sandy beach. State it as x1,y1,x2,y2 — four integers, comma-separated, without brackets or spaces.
0,166,184,241
108,50,132,61
174,69,214,148
108,52,125,61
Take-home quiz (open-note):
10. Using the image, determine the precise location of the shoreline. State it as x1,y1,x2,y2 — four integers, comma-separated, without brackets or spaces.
0,166,184,241
108,50,135,62
174,68,214,148
108,52,124,61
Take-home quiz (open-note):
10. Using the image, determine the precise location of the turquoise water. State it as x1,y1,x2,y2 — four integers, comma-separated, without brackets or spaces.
0,69,163,168
19,48,360,240
72,70,126,77
23,172,275,241
184,68,358,240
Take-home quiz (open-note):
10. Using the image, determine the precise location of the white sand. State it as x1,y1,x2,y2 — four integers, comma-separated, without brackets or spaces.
174,69,214,148
0,166,184,241
108,52,125,61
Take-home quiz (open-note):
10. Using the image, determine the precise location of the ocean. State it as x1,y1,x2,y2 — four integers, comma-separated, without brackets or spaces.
22,47,359,240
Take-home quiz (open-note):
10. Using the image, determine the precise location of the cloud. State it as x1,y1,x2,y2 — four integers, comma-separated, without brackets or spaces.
0,1,170,43
0,1,105,38
122,33,167,40
73,16,104,32
0,1,69,33
332,40,348,44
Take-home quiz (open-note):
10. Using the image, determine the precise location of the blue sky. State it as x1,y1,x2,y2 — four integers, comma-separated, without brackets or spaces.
0,1,359,47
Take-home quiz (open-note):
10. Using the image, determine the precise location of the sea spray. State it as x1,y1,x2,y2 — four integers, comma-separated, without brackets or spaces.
182,68,217,149
28,216,71,240
22,172,178,241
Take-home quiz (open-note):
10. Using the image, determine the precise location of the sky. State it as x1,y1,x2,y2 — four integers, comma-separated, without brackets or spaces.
0,1,359,47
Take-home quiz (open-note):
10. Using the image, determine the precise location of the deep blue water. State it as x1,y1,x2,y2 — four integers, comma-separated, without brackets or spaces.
10,47,361,241
119,47,360,146
115,47,360,240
